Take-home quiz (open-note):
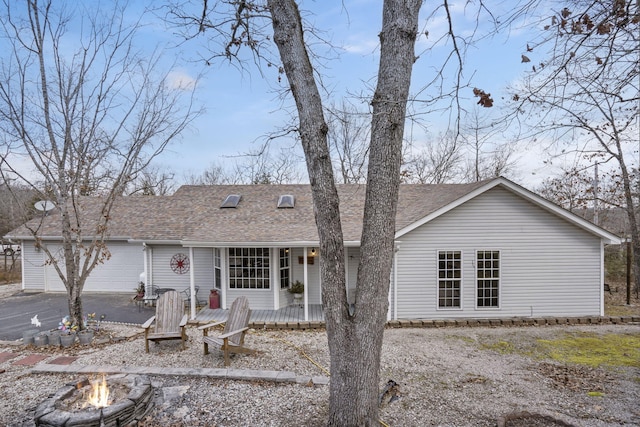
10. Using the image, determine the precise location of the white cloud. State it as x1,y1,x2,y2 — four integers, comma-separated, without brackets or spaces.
343,34,379,55
166,70,198,91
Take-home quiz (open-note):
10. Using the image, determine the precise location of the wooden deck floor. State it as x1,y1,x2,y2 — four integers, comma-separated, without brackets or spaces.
193,304,325,326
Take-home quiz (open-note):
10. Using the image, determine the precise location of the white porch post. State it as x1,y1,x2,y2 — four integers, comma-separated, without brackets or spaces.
142,243,148,291
220,248,227,309
147,246,154,287
189,247,196,320
272,248,279,310
303,247,309,321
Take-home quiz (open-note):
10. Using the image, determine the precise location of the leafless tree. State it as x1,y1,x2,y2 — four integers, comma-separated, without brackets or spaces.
186,146,304,185
126,166,177,196
0,0,198,329
326,101,370,184
0,182,35,240
536,167,595,211
403,132,463,184
509,0,640,290
229,146,304,184
460,106,516,182
167,0,535,424
184,162,231,185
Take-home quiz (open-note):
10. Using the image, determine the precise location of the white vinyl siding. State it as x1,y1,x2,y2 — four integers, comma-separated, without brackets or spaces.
394,186,603,319
151,245,192,291
150,246,213,296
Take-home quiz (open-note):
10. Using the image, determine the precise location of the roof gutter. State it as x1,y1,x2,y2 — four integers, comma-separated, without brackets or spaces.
180,240,363,248
9,235,132,241
130,239,183,245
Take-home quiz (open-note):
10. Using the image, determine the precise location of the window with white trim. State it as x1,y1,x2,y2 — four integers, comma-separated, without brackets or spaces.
229,248,270,289
438,251,461,308
213,248,222,289
477,250,500,308
279,248,290,289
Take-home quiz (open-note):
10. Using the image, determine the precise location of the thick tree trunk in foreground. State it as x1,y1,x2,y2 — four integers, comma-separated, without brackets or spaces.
269,0,421,424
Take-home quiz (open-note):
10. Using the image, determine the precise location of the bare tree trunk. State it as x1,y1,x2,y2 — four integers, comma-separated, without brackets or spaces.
0,0,196,330
269,1,420,424
619,162,640,298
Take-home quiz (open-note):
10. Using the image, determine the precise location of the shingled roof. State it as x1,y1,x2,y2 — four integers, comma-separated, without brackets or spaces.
7,181,491,245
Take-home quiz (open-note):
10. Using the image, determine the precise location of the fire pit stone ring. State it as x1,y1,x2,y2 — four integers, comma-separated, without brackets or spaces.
34,374,154,427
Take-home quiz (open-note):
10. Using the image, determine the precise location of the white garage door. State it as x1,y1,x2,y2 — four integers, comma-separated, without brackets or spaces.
44,242,144,293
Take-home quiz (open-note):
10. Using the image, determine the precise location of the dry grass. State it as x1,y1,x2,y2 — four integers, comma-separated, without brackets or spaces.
604,279,640,316
0,264,20,284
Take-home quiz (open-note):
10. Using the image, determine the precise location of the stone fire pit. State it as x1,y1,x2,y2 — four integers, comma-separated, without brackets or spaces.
34,374,153,427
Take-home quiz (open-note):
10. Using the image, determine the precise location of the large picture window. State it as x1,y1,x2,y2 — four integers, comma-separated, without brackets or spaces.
279,248,290,289
229,248,270,289
477,250,500,308
438,250,461,308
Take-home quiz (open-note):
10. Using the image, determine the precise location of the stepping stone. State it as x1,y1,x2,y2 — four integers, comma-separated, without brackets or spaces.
48,356,78,365
12,354,49,366
0,352,20,364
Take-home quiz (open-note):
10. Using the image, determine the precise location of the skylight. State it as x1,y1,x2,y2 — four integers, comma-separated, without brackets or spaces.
221,194,241,208
277,194,295,208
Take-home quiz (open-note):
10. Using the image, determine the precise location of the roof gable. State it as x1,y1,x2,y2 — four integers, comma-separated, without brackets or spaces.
395,177,621,244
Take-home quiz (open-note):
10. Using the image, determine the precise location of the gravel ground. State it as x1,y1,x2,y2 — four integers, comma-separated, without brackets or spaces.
0,322,638,426
0,281,638,426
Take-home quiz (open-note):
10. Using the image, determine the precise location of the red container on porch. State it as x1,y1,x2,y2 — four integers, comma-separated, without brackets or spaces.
209,289,220,309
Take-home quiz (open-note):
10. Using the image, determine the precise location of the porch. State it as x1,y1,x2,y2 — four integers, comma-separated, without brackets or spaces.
193,304,325,327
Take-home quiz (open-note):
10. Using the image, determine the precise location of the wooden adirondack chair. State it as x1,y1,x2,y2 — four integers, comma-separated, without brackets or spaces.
198,296,255,366
142,290,188,353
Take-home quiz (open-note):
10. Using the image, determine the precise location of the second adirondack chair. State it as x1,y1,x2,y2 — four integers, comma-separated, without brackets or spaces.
198,296,255,366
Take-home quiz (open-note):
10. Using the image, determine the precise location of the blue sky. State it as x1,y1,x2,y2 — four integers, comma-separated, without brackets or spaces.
149,0,561,187
8,0,567,188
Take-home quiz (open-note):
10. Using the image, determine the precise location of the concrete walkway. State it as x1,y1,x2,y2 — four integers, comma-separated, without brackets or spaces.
29,363,329,386
1,349,329,387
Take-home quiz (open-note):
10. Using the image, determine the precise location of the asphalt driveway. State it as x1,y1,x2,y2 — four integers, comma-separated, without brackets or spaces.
0,291,155,341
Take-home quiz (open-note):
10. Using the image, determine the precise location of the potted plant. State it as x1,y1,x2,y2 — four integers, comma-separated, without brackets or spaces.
288,280,304,304
58,315,77,347
135,282,145,298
